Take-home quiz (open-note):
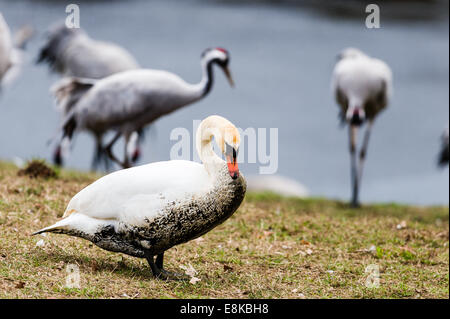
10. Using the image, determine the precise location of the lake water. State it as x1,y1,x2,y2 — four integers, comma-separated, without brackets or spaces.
0,0,448,205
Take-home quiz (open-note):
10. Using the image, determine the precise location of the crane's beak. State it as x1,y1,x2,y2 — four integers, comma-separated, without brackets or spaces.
222,66,235,87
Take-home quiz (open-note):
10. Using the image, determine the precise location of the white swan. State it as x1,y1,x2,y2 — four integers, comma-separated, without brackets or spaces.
33,115,246,280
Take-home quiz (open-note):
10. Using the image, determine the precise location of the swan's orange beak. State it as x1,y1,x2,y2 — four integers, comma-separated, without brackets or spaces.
226,155,239,180
225,143,239,179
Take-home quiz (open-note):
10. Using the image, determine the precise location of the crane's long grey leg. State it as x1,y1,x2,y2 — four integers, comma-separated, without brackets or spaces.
130,128,144,165
358,120,374,187
145,251,188,281
91,133,111,171
53,116,77,166
105,132,127,168
349,125,360,208
123,132,132,169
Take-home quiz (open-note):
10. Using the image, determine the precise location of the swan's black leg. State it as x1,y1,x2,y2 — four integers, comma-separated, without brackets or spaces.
145,253,160,277
145,251,189,281
155,252,164,269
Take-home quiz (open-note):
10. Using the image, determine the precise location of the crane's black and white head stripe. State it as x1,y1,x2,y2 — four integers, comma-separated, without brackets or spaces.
200,47,234,94
201,47,230,66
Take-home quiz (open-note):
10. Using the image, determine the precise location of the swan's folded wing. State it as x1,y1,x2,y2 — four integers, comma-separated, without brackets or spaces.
119,193,172,227
64,160,210,222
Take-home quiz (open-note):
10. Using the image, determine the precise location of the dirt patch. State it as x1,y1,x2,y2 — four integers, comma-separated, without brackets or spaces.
17,160,57,179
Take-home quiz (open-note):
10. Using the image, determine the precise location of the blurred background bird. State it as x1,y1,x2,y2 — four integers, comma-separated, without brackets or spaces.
36,22,144,170
0,12,33,92
53,47,234,169
438,125,449,167
0,0,448,206
332,48,393,207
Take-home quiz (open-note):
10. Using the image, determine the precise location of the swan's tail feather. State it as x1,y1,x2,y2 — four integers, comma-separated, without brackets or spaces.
31,219,71,236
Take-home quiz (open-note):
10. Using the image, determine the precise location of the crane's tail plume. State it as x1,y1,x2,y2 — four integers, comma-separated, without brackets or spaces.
48,77,97,166
51,77,96,114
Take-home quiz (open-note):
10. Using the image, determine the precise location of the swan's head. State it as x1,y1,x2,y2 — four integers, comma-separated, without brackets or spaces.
201,47,234,87
222,124,240,180
196,115,241,179
337,47,366,61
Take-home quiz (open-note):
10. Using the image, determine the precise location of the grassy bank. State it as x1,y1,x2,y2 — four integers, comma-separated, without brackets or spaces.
0,161,448,298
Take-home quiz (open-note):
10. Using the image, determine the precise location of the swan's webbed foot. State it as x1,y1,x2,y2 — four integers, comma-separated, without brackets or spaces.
156,268,190,281
146,252,189,281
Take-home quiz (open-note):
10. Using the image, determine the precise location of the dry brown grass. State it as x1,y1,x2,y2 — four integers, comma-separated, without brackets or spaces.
0,161,448,299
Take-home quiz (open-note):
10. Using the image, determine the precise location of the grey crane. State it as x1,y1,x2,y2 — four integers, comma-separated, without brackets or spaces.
53,47,234,169
332,48,393,207
37,22,142,169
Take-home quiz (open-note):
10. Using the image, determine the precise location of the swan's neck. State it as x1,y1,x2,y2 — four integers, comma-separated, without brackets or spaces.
197,126,225,178
201,140,225,178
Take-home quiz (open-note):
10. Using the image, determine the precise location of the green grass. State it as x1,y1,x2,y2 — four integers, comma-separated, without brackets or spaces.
0,160,448,298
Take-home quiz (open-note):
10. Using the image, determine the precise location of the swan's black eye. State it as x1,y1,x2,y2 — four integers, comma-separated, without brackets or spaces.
225,142,237,161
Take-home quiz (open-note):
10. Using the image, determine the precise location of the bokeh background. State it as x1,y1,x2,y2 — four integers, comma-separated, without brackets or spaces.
0,0,448,205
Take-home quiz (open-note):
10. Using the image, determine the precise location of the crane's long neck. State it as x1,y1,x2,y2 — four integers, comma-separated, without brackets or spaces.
192,58,215,99
162,57,217,114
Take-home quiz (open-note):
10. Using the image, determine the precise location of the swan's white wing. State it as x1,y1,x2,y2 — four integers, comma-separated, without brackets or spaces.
66,160,211,226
